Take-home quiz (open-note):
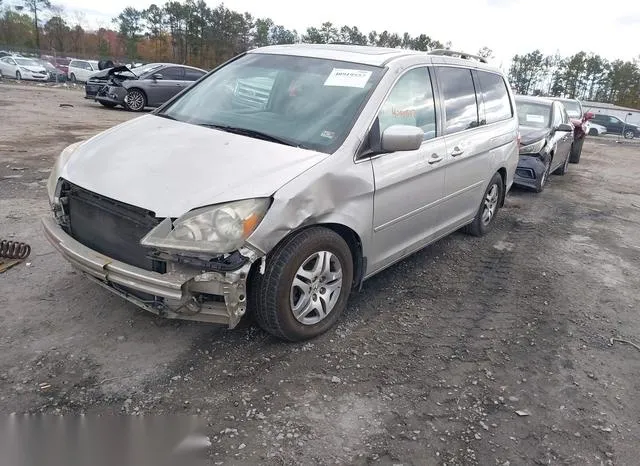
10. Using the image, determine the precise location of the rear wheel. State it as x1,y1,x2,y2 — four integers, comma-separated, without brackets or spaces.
588,128,598,136
466,172,503,237
623,130,635,139
252,227,353,341
70,73,76,84
124,88,147,112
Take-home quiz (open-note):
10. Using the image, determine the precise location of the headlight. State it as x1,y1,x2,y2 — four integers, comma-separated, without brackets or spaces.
140,198,270,254
519,139,546,155
47,141,83,201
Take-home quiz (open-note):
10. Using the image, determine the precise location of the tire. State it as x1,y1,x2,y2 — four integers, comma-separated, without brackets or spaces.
99,101,117,108
535,159,551,193
588,128,598,136
16,71,21,81
466,172,504,237
124,88,147,112
252,227,354,342
569,138,583,164
623,130,635,139
70,73,76,84
553,151,570,176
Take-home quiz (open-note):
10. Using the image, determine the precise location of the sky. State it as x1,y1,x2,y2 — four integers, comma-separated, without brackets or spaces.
10,0,640,67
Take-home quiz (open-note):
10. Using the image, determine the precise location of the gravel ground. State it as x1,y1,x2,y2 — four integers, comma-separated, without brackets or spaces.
1,84,640,465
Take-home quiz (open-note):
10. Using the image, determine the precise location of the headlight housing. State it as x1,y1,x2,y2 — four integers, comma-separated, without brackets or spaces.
47,141,83,202
140,198,270,254
519,139,546,155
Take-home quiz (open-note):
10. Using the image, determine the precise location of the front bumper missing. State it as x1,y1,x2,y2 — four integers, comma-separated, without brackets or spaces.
42,217,253,327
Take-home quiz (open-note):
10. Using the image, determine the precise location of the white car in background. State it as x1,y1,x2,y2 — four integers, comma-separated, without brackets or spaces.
0,56,48,81
586,121,607,136
67,59,100,83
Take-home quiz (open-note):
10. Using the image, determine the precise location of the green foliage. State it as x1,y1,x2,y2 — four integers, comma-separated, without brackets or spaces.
509,50,640,108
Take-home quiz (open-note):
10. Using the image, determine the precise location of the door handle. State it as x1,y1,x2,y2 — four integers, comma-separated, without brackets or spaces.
451,146,465,157
428,154,443,164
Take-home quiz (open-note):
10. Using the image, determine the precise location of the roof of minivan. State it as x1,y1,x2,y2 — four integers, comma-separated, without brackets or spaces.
248,44,497,69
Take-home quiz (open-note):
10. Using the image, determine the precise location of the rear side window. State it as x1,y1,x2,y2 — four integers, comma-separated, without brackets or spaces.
436,67,479,135
476,70,513,125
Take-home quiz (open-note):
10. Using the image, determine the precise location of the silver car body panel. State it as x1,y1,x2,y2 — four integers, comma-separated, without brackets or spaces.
45,45,519,325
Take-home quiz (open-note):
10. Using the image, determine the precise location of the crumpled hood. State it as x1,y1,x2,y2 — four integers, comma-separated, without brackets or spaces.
519,126,550,146
60,115,329,217
24,66,46,73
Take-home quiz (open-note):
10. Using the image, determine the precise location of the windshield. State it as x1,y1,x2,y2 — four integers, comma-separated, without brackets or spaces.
562,100,582,118
159,53,384,153
516,101,551,128
15,58,40,67
135,63,163,77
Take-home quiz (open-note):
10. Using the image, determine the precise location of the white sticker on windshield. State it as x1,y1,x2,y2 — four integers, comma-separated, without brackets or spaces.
324,68,372,88
526,114,545,123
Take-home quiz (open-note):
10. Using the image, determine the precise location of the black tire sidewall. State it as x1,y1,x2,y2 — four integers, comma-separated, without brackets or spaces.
469,172,503,236
260,229,353,341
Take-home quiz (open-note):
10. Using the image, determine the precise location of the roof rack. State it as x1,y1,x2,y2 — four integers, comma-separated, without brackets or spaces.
428,49,488,64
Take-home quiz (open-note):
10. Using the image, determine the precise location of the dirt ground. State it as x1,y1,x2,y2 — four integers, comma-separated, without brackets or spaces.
1,83,640,465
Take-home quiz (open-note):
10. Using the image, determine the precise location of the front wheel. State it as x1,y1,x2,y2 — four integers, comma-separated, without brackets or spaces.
466,172,504,237
588,128,598,136
252,227,353,341
70,73,76,84
554,151,570,176
16,71,21,80
124,89,146,112
535,160,551,193
623,130,635,139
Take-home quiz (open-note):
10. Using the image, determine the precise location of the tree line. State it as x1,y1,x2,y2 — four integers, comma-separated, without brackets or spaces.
1,0,638,108
509,50,640,109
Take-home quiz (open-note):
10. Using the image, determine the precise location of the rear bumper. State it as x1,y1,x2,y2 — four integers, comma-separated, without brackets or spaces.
42,217,251,327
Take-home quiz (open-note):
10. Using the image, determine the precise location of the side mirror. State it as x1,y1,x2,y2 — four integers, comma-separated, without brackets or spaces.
152,73,163,81
381,125,424,152
584,112,594,121
557,123,573,132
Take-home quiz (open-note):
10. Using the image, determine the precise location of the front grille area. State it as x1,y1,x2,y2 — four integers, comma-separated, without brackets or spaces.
60,180,166,274
516,168,535,179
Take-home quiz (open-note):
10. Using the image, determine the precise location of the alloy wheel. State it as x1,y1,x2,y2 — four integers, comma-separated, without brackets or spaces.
290,251,343,326
126,90,145,111
481,183,499,226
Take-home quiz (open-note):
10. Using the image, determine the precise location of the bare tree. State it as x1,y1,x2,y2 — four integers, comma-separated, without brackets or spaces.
24,0,51,50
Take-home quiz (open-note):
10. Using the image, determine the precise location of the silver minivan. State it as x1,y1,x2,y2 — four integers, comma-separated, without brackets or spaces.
44,45,519,341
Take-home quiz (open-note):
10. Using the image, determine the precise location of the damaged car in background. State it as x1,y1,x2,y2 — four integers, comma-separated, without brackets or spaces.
514,95,574,193
44,44,519,341
90,62,207,111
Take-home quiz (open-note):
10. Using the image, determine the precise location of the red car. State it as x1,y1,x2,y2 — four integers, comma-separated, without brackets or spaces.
552,97,594,164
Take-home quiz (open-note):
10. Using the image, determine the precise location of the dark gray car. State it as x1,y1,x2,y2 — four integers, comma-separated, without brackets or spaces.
94,63,207,111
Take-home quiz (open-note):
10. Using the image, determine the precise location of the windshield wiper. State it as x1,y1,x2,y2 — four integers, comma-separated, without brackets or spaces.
199,124,306,149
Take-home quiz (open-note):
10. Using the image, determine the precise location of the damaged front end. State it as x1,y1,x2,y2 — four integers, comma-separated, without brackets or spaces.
43,180,264,327
94,67,138,105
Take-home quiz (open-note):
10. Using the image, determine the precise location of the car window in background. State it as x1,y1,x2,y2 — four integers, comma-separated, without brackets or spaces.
161,67,185,80
437,67,479,134
159,53,384,154
185,69,206,81
563,100,582,118
377,67,436,141
560,105,570,124
476,70,512,125
516,101,551,128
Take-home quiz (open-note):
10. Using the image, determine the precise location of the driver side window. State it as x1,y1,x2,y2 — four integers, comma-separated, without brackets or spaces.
552,104,562,127
377,67,436,141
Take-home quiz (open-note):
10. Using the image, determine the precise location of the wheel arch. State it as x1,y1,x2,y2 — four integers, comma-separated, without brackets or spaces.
250,222,365,293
